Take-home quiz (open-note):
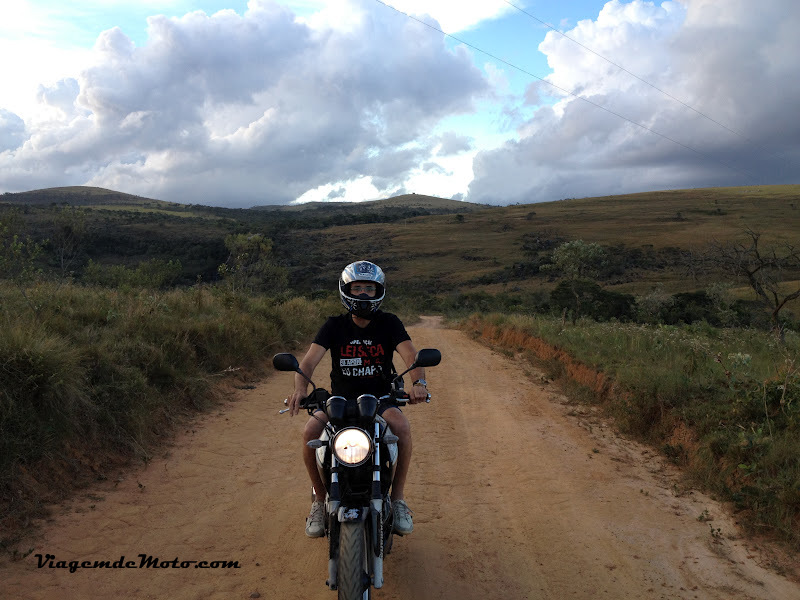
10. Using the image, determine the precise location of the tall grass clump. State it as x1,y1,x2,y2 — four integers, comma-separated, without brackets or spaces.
463,313,800,547
0,324,91,477
0,281,326,545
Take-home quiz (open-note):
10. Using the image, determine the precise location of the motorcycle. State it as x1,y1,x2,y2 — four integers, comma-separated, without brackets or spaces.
273,348,442,600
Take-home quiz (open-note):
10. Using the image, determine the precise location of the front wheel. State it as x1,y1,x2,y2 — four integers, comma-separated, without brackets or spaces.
338,521,370,600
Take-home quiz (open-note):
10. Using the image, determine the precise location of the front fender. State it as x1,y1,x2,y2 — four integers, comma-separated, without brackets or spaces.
337,506,368,522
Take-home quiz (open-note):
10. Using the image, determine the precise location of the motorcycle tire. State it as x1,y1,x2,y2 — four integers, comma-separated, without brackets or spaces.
338,521,371,600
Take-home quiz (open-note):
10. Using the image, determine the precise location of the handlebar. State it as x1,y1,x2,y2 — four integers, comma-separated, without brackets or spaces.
280,389,430,415
274,348,440,415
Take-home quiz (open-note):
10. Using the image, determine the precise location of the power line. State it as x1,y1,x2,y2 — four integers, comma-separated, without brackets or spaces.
502,1,747,140
502,0,791,170
372,0,761,184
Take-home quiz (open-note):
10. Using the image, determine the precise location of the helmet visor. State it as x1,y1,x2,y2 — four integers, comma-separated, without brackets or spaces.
347,282,379,297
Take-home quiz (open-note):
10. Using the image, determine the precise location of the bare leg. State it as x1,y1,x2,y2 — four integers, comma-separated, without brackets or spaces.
381,408,411,501
303,413,328,499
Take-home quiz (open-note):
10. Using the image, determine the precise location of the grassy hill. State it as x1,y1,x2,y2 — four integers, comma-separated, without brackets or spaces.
2,187,482,215
271,185,800,298
0,186,490,286
255,193,485,213
2,186,175,208
2,183,799,299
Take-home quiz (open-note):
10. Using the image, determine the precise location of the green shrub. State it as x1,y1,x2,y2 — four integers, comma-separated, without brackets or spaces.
83,258,182,289
0,324,90,473
659,291,717,325
550,280,636,322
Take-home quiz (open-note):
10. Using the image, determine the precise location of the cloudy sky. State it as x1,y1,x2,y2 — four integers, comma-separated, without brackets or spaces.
0,0,798,207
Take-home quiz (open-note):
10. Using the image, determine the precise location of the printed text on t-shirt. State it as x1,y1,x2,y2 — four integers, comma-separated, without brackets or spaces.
339,339,386,376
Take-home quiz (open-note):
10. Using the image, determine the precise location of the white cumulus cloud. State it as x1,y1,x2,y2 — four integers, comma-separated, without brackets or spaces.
0,0,488,206
468,0,800,204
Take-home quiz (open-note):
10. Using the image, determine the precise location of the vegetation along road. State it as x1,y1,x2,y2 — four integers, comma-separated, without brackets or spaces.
2,318,798,599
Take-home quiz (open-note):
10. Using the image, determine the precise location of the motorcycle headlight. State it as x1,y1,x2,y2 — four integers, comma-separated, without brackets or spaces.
332,427,373,466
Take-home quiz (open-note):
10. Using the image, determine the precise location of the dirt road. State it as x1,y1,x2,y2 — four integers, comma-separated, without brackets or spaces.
2,319,798,599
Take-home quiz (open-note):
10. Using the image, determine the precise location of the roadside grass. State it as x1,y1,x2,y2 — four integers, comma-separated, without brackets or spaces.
0,281,334,550
462,313,800,548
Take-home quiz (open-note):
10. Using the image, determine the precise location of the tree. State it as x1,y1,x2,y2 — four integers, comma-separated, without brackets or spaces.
712,229,800,338
542,240,607,323
217,233,287,293
51,206,86,281
0,210,45,313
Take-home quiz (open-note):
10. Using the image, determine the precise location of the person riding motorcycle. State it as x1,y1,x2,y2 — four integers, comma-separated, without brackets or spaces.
287,260,429,538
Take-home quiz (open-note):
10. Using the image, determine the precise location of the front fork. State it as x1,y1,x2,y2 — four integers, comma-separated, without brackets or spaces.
371,421,385,589
323,422,391,592
327,444,341,590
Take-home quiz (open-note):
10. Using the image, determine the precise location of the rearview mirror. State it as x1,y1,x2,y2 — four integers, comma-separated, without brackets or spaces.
414,349,441,368
273,353,300,372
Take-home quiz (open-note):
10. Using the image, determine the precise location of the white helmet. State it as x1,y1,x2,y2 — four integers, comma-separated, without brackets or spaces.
339,261,386,318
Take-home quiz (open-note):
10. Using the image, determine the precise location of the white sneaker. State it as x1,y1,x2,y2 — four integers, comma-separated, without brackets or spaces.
392,499,413,535
305,501,325,538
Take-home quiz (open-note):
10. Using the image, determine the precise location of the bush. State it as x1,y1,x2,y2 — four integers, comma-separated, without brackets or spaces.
83,258,182,289
550,280,635,322
434,290,549,316
659,291,718,325
0,324,91,475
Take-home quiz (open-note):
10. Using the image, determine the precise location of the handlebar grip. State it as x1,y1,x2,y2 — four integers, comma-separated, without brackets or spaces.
393,392,432,405
393,391,408,406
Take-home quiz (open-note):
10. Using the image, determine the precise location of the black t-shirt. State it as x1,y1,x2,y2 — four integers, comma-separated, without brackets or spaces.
313,311,411,398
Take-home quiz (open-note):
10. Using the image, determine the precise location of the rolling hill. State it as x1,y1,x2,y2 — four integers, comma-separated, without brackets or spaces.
2,184,799,300
268,184,800,297
254,193,486,213
2,186,174,208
